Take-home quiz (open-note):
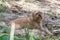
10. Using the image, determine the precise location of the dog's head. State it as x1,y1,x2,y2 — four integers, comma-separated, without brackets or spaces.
32,11,43,23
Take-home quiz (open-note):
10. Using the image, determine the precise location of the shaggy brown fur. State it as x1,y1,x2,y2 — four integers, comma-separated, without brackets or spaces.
8,11,53,35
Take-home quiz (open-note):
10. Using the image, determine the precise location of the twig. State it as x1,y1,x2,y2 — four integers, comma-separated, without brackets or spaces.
10,22,15,40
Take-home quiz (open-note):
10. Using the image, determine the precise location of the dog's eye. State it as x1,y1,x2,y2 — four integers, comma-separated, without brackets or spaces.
39,14,41,17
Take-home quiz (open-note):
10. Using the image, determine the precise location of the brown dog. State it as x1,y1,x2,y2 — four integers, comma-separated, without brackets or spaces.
8,11,53,35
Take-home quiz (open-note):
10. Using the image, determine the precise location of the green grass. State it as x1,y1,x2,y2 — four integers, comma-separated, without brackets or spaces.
0,25,60,40
0,5,7,13
0,25,42,40
0,0,8,14
0,0,8,2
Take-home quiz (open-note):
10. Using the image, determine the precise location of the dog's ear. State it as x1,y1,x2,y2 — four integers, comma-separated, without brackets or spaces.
32,11,36,17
